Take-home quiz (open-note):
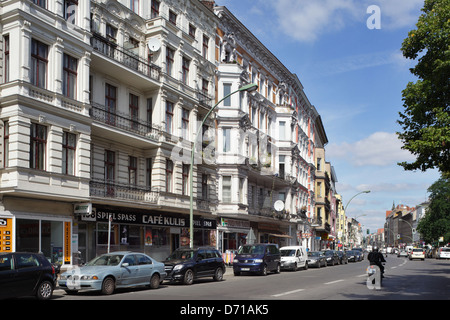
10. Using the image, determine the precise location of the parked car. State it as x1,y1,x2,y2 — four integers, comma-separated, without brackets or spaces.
59,251,166,295
163,247,225,285
233,243,281,276
336,250,348,264
280,246,308,271
323,250,340,266
306,251,327,268
346,250,358,262
409,248,425,260
352,248,364,260
0,252,56,300
436,247,450,259
397,250,408,258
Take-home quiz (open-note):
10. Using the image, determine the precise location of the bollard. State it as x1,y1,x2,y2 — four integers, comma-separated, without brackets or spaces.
366,265,381,290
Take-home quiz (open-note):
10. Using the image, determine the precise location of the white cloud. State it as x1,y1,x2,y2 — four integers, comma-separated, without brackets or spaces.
270,0,424,42
327,131,415,167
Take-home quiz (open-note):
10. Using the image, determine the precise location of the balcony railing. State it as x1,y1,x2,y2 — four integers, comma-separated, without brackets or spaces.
90,179,159,204
90,101,162,143
91,33,161,81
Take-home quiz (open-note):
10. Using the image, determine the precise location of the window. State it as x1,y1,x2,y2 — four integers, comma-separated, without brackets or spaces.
239,178,245,203
33,0,46,8
169,10,177,26
146,98,153,127
105,83,117,125
181,108,189,139
202,35,209,59
64,0,78,23
166,159,173,192
166,47,174,76
189,24,196,38
30,123,47,170
201,174,208,199
63,54,77,99
317,157,322,171
129,0,139,13
151,0,160,18
3,121,9,167
223,128,230,152
223,83,231,106
279,155,285,179
106,24,117,42
128,156,137,185
3,35,9,83
129,93,139,130
105,150,115,182
165,101,174,133
222,176,231,202
62,131,76,175
31,39,48,88
202,79,209,95
279,121,286,140
146,158,152,189
182,57,190,84
182,164,189,195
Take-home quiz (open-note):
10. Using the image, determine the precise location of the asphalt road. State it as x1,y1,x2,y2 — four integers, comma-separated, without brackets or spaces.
51,254,450,301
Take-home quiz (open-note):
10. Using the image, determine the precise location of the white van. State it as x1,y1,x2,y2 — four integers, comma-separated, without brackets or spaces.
280,246,308,271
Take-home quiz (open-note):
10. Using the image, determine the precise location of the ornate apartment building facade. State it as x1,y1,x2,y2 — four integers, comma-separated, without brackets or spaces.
0,0,335,267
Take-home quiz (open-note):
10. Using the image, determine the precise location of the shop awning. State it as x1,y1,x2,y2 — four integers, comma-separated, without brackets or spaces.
269,233,292,239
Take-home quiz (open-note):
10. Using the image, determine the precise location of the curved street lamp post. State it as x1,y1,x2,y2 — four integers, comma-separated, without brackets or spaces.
189,83,258,248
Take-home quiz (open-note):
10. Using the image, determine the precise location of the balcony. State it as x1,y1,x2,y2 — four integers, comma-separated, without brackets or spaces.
90,33,161,91
90,101,162,146
90,179,159,204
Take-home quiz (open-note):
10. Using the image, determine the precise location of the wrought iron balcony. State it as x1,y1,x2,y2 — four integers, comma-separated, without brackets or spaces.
90,179,159,204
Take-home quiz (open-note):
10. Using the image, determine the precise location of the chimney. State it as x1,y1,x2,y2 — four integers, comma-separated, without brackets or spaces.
200,1,215,11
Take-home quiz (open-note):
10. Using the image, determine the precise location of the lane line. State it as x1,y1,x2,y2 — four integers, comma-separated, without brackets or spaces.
272,289,305,297
324,279,344,285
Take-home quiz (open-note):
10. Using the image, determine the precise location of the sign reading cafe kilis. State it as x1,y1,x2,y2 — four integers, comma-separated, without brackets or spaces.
79,207,216,229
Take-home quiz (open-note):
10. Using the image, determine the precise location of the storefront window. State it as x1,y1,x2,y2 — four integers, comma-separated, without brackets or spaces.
41,220,63,264
16,219,39,253
16,218,65,263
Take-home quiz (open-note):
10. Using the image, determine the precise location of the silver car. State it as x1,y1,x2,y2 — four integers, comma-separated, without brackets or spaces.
58,251,166,295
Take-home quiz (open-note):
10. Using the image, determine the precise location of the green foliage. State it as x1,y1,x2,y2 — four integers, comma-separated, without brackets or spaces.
397,0,450,177
417,176,450,244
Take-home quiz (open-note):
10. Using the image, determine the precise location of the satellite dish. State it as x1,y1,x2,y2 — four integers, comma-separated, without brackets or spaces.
274,200,285,212
147,38,161,52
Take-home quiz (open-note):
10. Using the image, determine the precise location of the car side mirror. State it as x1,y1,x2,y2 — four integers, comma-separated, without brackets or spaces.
122,263,129,267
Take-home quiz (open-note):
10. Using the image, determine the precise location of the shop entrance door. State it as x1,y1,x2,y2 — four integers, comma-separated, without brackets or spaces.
171,233,179,252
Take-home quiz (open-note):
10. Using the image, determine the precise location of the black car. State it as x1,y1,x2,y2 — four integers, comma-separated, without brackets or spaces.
0,252,56,300
163,247,225,285
323,250,340,266
336,250,348,264
307,251,327,268
346,250,358,262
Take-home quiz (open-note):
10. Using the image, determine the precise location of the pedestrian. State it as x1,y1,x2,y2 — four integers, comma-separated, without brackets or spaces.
368,247,386,277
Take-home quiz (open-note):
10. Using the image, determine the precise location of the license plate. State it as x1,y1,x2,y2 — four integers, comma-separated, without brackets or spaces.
241,268,250,271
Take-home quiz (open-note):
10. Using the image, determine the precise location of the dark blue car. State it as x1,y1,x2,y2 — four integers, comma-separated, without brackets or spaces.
233,244,281,276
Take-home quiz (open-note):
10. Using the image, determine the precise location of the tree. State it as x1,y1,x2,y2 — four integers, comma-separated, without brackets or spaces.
417,176,450,244
397,0,450,177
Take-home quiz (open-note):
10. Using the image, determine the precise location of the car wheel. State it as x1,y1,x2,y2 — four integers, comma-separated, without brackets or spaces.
260,264,268,276
294,262,298,271
213,267,224,281
304,262,308,270
149,273,160,289
101,277,115,295
36,280,53,300
183,269,194,285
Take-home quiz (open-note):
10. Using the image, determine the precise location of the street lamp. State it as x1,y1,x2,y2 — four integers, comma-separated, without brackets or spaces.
343,190,370,249
189,83,258,248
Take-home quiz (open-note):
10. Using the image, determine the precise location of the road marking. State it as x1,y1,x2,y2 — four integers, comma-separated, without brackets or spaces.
272,289,305,297
324,279,344,285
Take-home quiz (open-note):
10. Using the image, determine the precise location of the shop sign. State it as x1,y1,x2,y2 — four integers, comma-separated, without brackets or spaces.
74,203,92,214
0,218,13,253
83,208,215,229
221,218,250,228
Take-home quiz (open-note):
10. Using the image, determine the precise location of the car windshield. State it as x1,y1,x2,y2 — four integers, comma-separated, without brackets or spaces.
346,251,354,255
86,254,124,266
412,249,423,252
308,251,321,257
166,249,195,261
441,248,450,252
324,251,333,256
237,245,265,254
280,249,296,257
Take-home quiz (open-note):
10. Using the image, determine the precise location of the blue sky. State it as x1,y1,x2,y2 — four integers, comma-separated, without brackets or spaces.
218,0,441,233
